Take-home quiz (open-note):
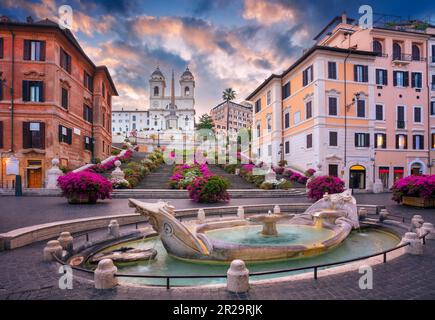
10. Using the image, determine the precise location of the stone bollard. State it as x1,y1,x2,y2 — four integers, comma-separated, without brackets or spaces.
411,215,424,233
57,231,74,253
237,206,245,220
379,208,389,221
226,259,250,293
420,223,435,240
197,209,205,224
94,259,118,289
273,205,281,214
358,207,368,220
46,158,63,189
108,220,120,238
401,232,423,255
43,240,63,261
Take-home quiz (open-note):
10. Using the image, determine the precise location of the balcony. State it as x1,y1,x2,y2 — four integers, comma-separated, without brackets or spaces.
392,54,425,65
396,120,406,129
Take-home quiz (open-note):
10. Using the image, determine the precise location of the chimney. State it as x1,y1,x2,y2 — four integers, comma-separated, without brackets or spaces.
341,12,347,24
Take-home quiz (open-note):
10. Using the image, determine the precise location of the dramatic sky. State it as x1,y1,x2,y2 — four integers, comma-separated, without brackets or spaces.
2,0,435,116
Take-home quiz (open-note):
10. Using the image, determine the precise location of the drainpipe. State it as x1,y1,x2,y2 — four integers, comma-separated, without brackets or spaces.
8,26,15,153
427,45,432,174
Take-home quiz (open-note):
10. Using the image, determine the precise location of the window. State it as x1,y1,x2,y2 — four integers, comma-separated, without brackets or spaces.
328,61,337,79
412,44,421,61
355,133,370,147
306,101,312,119
376,104,384,121
84,72,93,91
23,40,45,61
284,111,290,128
306,134,312,149
0,38,3,59
184,86,190,96
58,125,72,144
22,80,44,102
414,107,422,123
431,101,435,116
354,65,368,82
132,115,136,121
267,90,271,104
376,69,388,85
256,122,261,137
375,133,387,149
432,45,435,63
267,116,272,132
397,106,405,129
267,145,272,156
23,122,45,149
102,82,106,98
0,79,3,100
357,100,365,118
302,65,313,86
393,71,409,87
411,72,422,89
412,135,424,150
285,141,290,154
432,133,435,149
255,99,261,113
282,82,290,99
294,111,301,124
257,148,261,157
329,131,338,146
379,167,389,189
328,97,337,116
84,136,92,151
373,40,383,56
329,164,338,177
393,42,402,60
61,87,68,109
83,104,93,123
60,48,71,73
395,134,407,149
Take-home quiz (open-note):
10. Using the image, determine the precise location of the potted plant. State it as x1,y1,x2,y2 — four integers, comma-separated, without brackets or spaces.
57,171,112,204
306,175,345,200
392,175,435,208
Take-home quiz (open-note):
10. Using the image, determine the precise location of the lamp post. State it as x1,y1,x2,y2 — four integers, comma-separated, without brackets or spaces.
157,129,161,148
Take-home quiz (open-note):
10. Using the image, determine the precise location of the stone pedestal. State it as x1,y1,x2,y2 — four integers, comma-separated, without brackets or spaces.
273,205,281,214
411,215,424,233
265,168,276,183
197,209,205,223
379,209,389,221
43,240,63,261
227,260,249,293
358,208,368,220
110,160,125,180
373,179,383,194
421,223,435,240
46,158,63,189
57,231,73,253
108,220,120,238
237,206,245,219
94,259,118,289
401,232,423,255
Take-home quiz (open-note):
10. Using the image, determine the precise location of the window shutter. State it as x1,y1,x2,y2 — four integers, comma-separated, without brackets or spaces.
382,134,387,149
413,135,417,149
354,65,358,81
376,69,380,84
403,72,409,87
39,82,44,102
23,122,31,148
0,80,3,100
419,136,424,149
40,41,46,61
418,74,422,88
404,135,408,149
310,66,313,82
0,121,3,148
363,66,368,82
393,71,397,86
0,38,3,59
39,122,45,149
58,125,63,142
67,128,72,144
354,133,358,147
384,70,388,85
395,135,399,149
365,133,370,147
302,70,307,86
22,80,29,101
23,40,30,60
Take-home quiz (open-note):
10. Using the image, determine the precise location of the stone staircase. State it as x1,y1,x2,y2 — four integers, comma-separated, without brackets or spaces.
134,165,174,189
208,165,256,189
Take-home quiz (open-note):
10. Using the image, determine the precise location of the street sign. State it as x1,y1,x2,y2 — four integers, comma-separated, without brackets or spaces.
6,156,19,175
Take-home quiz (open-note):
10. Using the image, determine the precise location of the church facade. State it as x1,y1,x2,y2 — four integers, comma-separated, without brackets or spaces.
148,66,195,131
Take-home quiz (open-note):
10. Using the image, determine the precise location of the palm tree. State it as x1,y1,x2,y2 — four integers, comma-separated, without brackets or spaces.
222,88,236,102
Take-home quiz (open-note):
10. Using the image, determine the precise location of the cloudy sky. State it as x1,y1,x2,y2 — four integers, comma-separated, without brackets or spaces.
2,0,435,116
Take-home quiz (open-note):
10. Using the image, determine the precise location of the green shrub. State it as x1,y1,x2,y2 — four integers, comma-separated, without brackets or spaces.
224,164,238,174
260,182,274,190
278,180,293,189
111,149,121,156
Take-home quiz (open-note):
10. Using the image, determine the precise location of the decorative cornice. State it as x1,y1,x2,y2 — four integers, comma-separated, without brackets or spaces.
23,70,45,79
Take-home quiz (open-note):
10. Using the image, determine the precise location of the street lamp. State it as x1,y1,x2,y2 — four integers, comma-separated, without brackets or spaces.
157,129,161,148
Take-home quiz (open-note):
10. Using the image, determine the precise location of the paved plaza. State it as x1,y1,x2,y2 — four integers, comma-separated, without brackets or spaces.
0,193,434,300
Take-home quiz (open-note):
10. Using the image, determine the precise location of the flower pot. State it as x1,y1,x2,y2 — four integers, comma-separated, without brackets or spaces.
67,192,98,204
402,196,435,208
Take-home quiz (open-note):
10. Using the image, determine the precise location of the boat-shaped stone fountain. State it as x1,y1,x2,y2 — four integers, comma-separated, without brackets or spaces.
128,190,359,262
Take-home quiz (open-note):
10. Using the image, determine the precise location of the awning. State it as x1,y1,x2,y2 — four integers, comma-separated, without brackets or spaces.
350,165,365,171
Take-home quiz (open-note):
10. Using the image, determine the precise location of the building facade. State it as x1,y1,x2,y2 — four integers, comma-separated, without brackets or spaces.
111,107,149,136
247,14,435,191
210,101,253,135
0,17,117,188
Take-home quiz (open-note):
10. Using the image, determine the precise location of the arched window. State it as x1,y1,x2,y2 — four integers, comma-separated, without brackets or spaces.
153,86,159,96
393,43,402,60
184,86,190,96
412,44,421,61
373,40,383,56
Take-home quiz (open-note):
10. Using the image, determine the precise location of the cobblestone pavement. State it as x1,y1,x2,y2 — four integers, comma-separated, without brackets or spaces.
0,193,434,300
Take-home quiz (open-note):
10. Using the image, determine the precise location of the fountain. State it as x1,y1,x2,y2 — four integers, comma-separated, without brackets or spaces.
127,190,361,262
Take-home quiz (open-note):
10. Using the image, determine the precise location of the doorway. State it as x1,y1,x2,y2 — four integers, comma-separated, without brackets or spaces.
349,165,366,189
411,163,422,176
27,160,42,188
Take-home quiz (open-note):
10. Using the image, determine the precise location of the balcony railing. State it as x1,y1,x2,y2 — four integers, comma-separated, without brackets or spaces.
392,53,426,62
397,120,406,129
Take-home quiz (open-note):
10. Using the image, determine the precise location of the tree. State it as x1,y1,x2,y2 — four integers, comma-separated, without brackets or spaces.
222,88,236,102
196,114,215,131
